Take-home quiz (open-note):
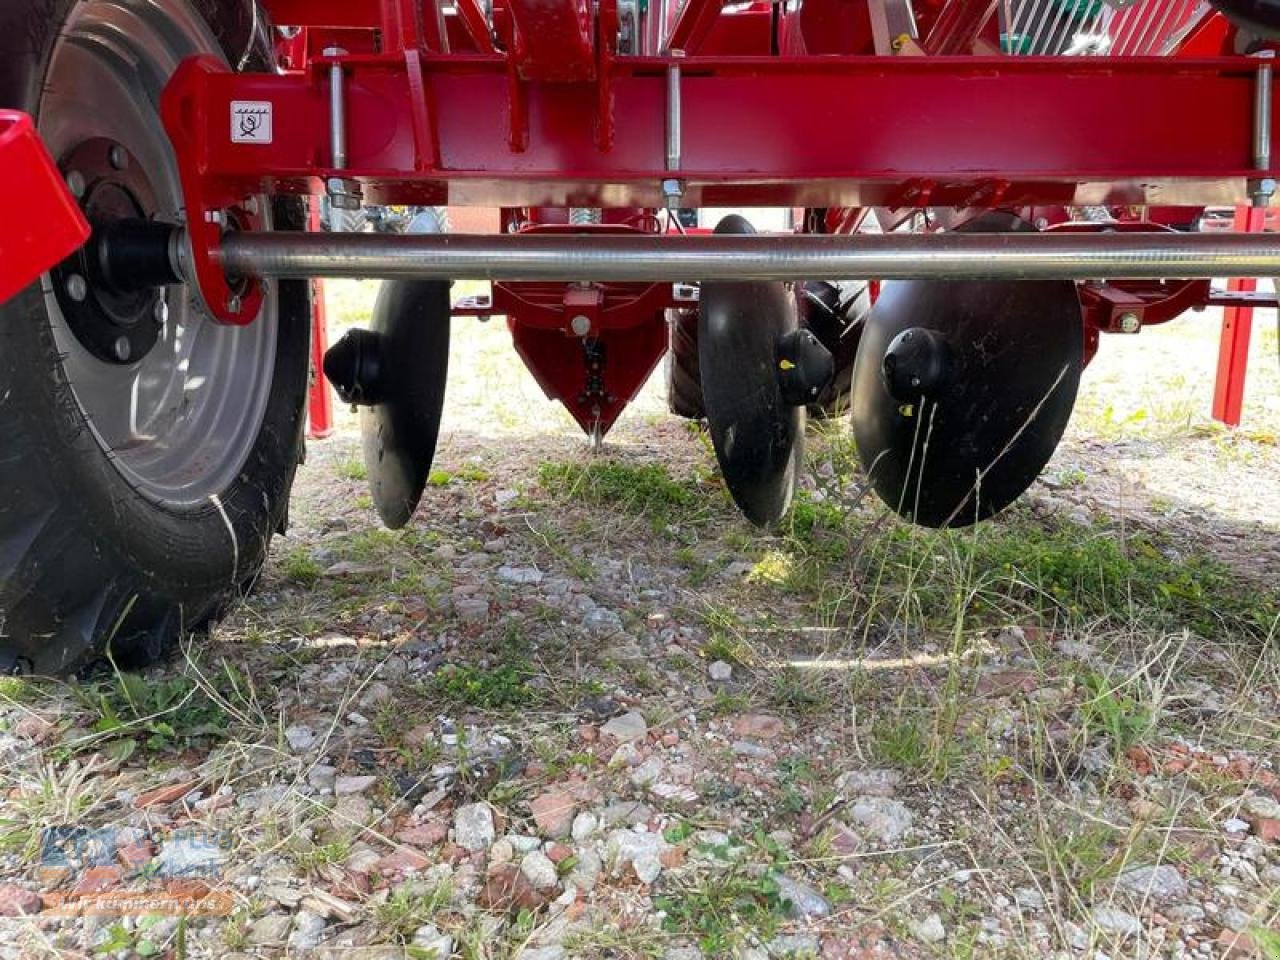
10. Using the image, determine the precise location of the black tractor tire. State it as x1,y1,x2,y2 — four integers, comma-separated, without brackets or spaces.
666,307,705,419
0,0,310,674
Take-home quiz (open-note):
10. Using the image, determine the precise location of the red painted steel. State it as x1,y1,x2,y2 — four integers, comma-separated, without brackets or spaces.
0,111,90,305
164,56,1277,210
141,1,1280,429
306,200,335,439
1212,205,1265,426
504,0,596,79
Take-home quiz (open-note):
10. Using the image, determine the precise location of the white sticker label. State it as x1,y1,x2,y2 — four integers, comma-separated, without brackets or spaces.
231,101,272,144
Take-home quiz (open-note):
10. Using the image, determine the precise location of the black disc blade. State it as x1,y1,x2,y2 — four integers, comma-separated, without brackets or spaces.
851,216,1083,527
362,213,450,529
699,214,803,526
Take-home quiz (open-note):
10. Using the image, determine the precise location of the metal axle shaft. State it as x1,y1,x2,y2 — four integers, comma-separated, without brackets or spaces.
218,230,1280,282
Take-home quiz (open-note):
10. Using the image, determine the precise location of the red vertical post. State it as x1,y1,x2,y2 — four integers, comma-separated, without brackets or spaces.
306,199,335,439
1211,205,1265,427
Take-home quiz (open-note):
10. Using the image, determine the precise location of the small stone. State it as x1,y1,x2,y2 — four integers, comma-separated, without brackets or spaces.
1115,864,1189,901
454,596,490,623
847,796,913,846
334,775,378,796
287,910,326,951
835,769,901,797
455,803,496,852
490,839,515,864
600,711,648,743
497,565,543,585
571,811,598,842
772,872,830,918
1223,818,1250,834
0,884,42,916
583,607,623,637
529,788,577,839
567,848,602,891
910,913,946,944
285,724,317,751
1014,888,1045,910
519,948,565,960
606,829,670,885
323,560,382,578
1167,903,1206,923
767,933,820,957
732,741,773,759
520,851,559,890
731,713,785,739
134,781,199,809
308,764,337,793
247,913,292,946
708,660,733,682
480,863,553,911
1222,907,1253,932
1217,928,1261,958
1091,906,1142,938
412,923,455,958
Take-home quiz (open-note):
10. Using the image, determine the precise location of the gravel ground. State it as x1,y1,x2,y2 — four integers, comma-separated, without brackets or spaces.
0,283,1276,959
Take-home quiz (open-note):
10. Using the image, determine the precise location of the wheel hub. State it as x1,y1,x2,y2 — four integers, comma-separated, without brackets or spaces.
52,138,165,365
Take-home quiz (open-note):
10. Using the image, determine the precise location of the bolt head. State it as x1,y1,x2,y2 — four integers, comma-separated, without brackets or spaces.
1118,311,1141,333
66,273,87,302
226,294,242,314
153,297,168,326
570,314,592,336
107,144,129,171
113,336,131,362
65,170,86,200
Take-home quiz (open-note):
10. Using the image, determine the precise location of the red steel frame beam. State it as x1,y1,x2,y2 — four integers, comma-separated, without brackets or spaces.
168,56,1278,208
163,54,1279,322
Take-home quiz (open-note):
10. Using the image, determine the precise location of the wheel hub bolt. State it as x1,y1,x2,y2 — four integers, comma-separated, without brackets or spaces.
1118,311,1141,333
65,170,86,200
66,273,87,302
108,145,129,171
113,336,132,362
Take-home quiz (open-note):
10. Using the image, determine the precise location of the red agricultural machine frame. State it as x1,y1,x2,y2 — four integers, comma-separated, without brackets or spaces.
160,0,1280,431
2,0,1277,430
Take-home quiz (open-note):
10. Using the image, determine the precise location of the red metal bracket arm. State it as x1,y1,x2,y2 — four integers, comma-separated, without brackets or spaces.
455,0,497,53
0,110,90,305
666,0,726,55
161,56,266,325
505,0,596,80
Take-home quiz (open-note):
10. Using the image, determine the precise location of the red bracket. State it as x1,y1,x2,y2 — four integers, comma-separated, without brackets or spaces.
161,56,267,325
0,110,90,305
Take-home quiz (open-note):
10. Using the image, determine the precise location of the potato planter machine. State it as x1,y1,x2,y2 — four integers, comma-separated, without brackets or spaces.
0,0,1278,670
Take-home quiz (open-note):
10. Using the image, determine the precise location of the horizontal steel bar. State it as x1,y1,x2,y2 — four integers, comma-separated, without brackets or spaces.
219,231,1280,281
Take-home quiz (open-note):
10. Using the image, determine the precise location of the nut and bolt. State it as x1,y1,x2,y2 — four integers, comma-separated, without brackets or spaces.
205,210,225,225
226,294,242,314
107,144,129,171
570,314,592,336
153,297,168,326
65,170,86,200
1117,312,1141,333
65,273,87,302
113,336,132,362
